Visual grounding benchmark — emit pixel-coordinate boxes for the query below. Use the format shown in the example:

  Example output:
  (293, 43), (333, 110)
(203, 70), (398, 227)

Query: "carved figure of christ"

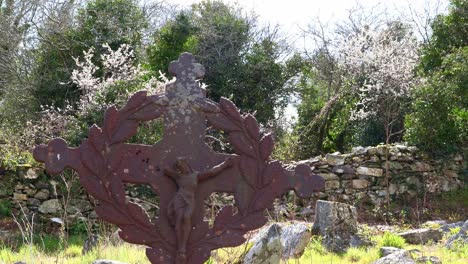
(163, 157), (234, 262)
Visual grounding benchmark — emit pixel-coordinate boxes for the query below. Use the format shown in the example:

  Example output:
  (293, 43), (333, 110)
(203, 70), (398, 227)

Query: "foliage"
(405, 49), (468, 153)
(147, 0), (301, 124)
(405, 0), (467, 154)
(378, 232), (406, 249)
(31, 0), (147, 109)
(0, 199), (12, 217)
(343, 23), (420, 145)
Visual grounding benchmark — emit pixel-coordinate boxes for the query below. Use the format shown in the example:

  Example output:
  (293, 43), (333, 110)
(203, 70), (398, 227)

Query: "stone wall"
(296, 144), (465, 206)
(0, 144), (465, 220)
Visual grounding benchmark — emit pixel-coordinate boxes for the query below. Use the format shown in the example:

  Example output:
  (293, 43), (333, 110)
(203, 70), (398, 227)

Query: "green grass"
(377, 232), (406, 249)
(0, 232), (467, 264)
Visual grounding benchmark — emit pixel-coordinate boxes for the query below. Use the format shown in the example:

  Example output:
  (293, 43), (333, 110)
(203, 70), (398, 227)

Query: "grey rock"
(324, 180), (340, 190)
(416, 256), (441, 264)
(26, 198), (41, 207)
(446, 220), (468, 249)
(244, 224), (282, 264)
(244, 222), (311, 263)
(380, 247), (405, 257)
(312, 200), (357, 253)
(352, 146), (367, 154)
(398, 228), (442, 244)
(83, 234), (99, 255)
(38, 199), (62, 215)
(351, 179), (370, 189)
(13, 193), (28, 201)
(281, 223), (312, 258)
(319, 173), (339, 181)
(357, 166), (383, 177)
(92, 260), (129, 264)
(332, 165), (355, 174)
(34, 189), (50, 200)
(372, 250), (415, 264)
(410, 162), (433, 172)
(25, 168), (39, 179)
(439, 221), (464, 233)
(325, 153), (345, 166)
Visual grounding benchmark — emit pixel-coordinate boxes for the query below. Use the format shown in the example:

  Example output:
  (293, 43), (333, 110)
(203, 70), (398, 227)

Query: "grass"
(377, 232), (406, 249)
(0, 229), (467, 264)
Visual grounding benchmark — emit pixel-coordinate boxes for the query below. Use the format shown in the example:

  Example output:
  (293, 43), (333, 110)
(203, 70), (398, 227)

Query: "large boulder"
(446, 220), (468, 249)
(372, 250), (415, 264)
(244, 222), (311, 264)
(398, 228), (442, 245)
(380, 247), (405, 257)
(312, 200), (358, 253)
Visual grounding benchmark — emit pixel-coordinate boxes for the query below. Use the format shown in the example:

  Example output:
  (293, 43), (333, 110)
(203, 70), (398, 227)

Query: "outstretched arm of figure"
(198, 157), (234, 182)
(164, 167), (179, 181)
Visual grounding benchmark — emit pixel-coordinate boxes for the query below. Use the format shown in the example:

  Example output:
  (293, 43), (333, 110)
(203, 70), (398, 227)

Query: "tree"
(31, 0), (147, 109)
(344, 23), (419, 207)
(405, 0), (468, 154)
(147, 0), (300, 124)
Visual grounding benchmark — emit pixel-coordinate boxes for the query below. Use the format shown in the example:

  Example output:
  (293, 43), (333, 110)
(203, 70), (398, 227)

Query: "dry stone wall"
(294, 144), (465, 206)
(0, 144), (465, 219)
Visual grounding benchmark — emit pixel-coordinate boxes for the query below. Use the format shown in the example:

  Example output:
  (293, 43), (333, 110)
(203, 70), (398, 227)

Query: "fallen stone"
(357, 167), (383, 177)
(26, 198), (41, 207)
(380, 247), (405, 257)
(446, 220), (468, 249)
(244, 224), (282, 264)
(371, 250), (415, 264)
(439, 221), (464, 233)
(416, 256), (441, 264)
(281, 223), (312, 258)
(244, 222), (312, 263)
(398, 228), (442, 244)
(312, 200), (357, 253)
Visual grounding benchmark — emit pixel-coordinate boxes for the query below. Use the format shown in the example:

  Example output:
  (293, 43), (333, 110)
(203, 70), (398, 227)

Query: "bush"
(0, 199), (12, 217)
(379, 232), (406, 249)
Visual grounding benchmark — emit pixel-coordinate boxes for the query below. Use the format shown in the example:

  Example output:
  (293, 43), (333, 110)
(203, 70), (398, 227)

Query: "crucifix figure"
(33, 52), (325, 264)
(163, 157), (234, 263)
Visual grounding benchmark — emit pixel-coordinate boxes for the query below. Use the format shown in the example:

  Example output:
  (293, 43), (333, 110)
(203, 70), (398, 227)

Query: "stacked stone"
(295, 144), (464, 206)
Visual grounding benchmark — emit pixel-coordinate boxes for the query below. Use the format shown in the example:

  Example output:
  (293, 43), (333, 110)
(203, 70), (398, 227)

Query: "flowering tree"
(29, 43), (168, 147)
(343, 23), (420, 144)
(342, 23), (420, 207)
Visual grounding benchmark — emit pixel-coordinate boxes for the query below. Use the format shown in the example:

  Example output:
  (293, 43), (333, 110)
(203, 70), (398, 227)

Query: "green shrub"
(379, 232), (406, 249)
(0, 199), (12, 217)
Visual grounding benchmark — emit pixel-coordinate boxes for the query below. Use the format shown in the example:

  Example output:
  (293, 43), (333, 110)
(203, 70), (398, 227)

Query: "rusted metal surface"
(33, 53), (324, 264)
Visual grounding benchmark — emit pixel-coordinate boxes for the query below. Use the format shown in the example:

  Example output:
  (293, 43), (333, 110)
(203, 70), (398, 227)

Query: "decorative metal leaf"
(244, 114), (261, 141)
(122, 91), (147, 112)
(259, 133), (274, 160)
(220, 97), (242, 123)
(206, 112), (239, 132)
(229, 132), (256, 157)
(129, 104), (165, 121)
(104, 106), (119, 139)
(110, 120), (138, 143)
(239, 155), (257, 187)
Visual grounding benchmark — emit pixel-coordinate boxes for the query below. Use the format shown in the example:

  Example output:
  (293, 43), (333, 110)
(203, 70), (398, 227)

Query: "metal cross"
(33, 53), (325, 264)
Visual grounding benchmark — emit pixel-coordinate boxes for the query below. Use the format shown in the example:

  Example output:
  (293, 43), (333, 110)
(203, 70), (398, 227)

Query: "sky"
(167, 0), (448, 121)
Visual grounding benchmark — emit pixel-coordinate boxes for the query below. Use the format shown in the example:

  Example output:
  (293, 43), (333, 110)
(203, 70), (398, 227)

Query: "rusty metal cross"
(33, 53), (324, 264)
